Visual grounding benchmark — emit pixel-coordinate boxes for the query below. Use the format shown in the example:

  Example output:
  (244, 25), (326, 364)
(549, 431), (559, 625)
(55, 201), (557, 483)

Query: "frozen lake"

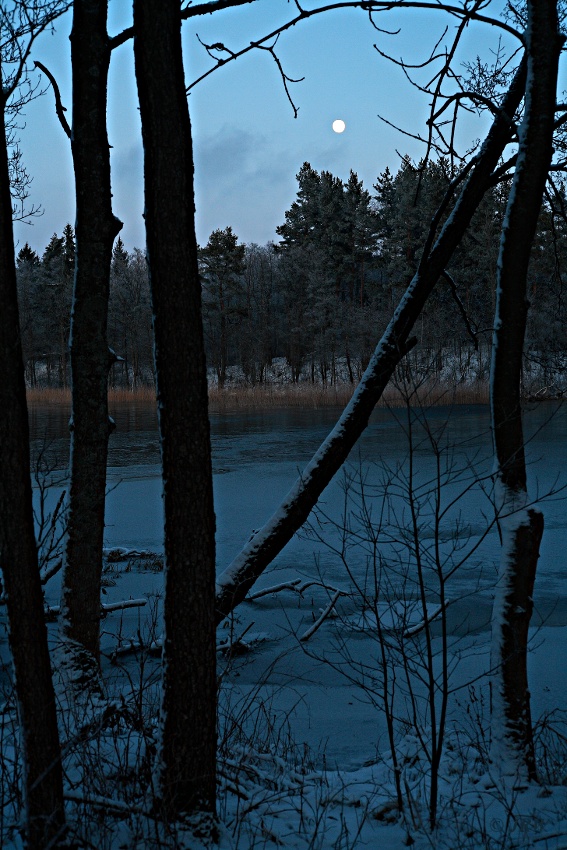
(30, 398), (567, 628)
(23, 398), (567, 769)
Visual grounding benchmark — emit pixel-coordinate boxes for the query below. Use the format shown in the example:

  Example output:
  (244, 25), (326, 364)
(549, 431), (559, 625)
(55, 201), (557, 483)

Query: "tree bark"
(0, 90), (66, 849)
(215, 57), (527, 622)
(134, 0), (217, 822)
(61, 0), (122, 664)
(489, 0), (562, 778)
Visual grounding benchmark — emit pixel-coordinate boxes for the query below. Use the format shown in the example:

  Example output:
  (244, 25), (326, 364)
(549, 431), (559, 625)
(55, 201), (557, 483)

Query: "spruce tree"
(62, 221), (75, 278)
(17, 242), (39, 265)
(42, 231), (64, 265)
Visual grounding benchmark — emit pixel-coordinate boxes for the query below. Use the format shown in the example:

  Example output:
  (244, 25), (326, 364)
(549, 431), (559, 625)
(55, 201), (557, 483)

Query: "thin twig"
(441, 269), (479, 349)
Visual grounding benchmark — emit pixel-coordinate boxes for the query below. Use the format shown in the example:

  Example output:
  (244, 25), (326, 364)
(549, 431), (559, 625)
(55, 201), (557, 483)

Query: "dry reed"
(206, 380), (489, 411)
(26, 380), (489, 412)
(26, 386), (156, 408)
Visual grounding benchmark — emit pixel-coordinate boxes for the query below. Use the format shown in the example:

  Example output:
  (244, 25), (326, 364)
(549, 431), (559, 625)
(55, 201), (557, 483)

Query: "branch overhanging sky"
(11, 0), (540, 253)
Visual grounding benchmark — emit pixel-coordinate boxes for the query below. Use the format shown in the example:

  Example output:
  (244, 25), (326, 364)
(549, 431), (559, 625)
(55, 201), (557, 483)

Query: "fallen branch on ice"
(45, 597), (148, 620)
(249, 578), (348, 601)
(300, 589), (344, 642)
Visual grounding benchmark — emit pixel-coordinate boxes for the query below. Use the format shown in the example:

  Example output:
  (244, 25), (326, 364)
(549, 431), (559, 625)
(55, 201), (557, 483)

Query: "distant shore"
(26, 381), (490, 412)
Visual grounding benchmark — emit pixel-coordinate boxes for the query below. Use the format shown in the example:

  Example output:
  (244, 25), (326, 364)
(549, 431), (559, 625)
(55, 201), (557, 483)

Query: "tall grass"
(26, 380), (490, 413)
(26, 386), (156, 408)
(27, 387), (71, 406)
(207, 383), (355, 411)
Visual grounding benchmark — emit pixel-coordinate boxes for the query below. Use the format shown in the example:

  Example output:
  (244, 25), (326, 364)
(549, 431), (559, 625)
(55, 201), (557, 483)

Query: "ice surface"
(12, 402), (567, 847)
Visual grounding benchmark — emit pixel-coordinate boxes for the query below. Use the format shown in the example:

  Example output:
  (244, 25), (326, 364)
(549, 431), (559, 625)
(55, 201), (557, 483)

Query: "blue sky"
(12, 0), (529, 254)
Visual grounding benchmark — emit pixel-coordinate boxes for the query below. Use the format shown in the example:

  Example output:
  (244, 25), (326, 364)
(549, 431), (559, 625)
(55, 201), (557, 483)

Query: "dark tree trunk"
(61, 0), (122, 664)
(134, 0), (217, 822)
(215, 56), (527, 622)
(219, 308), (227, 388)
(0, 95), (66, 849)
(489, 0), (562, 778)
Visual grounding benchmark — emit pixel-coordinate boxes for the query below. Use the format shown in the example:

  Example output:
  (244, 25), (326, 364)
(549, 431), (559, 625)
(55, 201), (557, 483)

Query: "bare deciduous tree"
(0, 6), (68, 845)
(59, 0), (123, 672)
(133, 0), (217, 826)
(489, 0), (563, 779)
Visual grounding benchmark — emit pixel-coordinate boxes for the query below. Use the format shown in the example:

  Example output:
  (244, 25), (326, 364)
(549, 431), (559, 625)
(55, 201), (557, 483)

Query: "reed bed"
(27, 387), (72, 407)
(26, 380), (490, 412)
(26, 385), (156, 408)
(207, 383), (354, 412)
(207, 381), (490, 411)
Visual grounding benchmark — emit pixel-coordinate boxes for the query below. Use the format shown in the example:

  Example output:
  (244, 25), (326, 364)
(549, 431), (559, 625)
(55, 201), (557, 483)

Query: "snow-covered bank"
(4, 554), (566, 849)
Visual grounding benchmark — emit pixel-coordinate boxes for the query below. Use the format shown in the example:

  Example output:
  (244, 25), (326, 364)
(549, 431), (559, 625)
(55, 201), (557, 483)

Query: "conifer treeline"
(17, 157), (567, 389)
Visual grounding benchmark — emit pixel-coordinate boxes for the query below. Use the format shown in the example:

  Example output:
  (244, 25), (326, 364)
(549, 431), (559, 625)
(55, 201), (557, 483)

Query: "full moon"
(332, 119), (346, 134)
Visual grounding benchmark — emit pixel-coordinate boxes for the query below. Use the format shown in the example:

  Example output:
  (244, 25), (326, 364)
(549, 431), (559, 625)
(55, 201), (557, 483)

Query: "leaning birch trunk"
(61, 0), (122, 667)
(489, 0), (562, 779)
(0, 87), (66, 848)
(215, 57), (528, 623)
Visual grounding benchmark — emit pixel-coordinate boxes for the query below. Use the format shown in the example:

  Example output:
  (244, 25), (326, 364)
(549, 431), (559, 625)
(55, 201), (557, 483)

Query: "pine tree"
(16, 244), (41, 385)
(40, 228), (73, 386)
(278, 163), (377, 298)
(343, 170), (378, 304)
(109, 242), (153, 388)
(240, 243), (278, 384)
(277, 162), (320, 248)
(276, 163), (379, 379)
(200, 226), (246, 387)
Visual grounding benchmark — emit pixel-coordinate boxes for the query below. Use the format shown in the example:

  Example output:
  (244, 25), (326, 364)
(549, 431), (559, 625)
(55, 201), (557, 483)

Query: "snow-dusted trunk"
(61, 0), (122, 664)
(134, 0), (217, 821)
(489, 0), (561, 779)
(215, 58), (527, 622)
(0, 91), (66, 848)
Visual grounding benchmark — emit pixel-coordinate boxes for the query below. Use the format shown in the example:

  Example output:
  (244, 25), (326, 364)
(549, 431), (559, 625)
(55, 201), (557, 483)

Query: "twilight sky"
(12, 0), (531, 255)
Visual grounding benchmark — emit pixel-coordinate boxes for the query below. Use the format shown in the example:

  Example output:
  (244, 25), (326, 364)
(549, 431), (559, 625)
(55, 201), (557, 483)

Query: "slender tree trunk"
(215, 57), (527, 622)
(489, 0), (562, 778)
(134, 0), (217, 822)
(0, 95), (66, 850)
(219, 307), (227, 388)
(61, 0), (122, 665)
(345, 337), (354, 384)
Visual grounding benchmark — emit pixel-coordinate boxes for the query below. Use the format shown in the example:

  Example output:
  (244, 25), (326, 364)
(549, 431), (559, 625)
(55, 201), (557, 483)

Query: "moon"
(332, 119), (346, 134)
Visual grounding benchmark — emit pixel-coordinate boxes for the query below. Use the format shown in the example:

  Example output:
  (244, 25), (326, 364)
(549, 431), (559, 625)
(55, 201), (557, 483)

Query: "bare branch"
(0, 2), (71, 102)
(487, 153), (517, 186)
(214, 51), (528, 624)
(110, 0), (259, 50)
(33, 60), (71, 138)
(418, 156), (477, 265)
(255, 34), (305, 118)
(429, 90), (503, 123)
(441, 268), (479, 348)
(546, 174), (567, 221)
(185, 1), (522, 95)
(422, 3), (481, 174)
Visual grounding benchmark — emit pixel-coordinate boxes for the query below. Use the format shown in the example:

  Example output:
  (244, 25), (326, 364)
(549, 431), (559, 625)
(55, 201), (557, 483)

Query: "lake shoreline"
(27, 380), (490, 412)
